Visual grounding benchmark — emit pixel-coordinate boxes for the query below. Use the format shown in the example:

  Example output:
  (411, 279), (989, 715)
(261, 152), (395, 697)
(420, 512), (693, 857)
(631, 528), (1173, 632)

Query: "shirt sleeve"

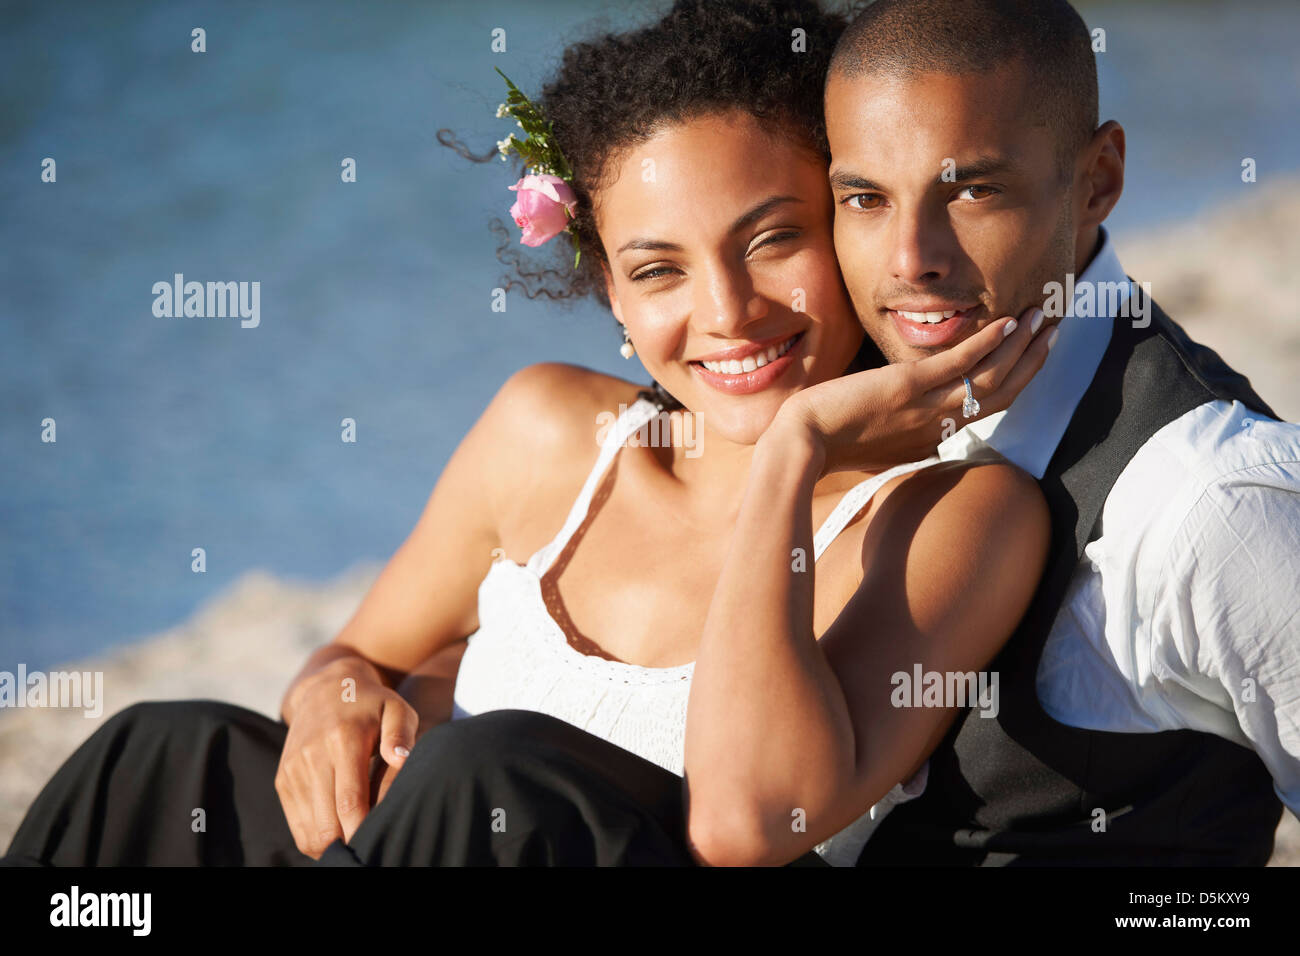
(1145, 414), (1300, 814)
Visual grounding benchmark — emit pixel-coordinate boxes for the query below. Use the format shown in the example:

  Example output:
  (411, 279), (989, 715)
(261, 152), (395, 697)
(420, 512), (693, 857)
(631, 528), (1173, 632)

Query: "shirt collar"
(936, 227), (1128, 478)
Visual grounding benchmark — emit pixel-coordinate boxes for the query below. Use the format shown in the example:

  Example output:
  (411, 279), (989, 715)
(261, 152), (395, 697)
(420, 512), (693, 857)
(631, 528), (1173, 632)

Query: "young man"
(825, 0), (1300, 864)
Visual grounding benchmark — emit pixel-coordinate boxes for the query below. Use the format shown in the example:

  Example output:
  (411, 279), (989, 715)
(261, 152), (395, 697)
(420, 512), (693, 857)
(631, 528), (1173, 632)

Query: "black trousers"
(2, 700), (829, 867)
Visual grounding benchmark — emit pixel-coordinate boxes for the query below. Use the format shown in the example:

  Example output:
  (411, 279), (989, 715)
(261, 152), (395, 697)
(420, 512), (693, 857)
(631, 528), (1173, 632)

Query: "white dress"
(452, 395), (940, 865)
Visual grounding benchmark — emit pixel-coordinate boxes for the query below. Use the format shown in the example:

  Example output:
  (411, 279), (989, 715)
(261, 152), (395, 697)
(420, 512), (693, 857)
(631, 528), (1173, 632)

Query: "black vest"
(858, 290), (1286, 866)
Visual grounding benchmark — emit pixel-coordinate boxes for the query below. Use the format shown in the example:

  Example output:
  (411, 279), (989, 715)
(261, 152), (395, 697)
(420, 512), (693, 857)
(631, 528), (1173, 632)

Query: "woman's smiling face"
(596, 110), (864, 445)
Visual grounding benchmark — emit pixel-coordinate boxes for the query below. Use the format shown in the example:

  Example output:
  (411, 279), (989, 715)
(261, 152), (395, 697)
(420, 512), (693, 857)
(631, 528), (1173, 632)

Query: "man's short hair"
(829, 0), (1099, 177)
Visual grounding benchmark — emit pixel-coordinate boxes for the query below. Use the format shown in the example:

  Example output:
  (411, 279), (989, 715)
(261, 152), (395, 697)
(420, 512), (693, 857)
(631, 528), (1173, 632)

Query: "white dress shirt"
(937, 228), (1300, 815)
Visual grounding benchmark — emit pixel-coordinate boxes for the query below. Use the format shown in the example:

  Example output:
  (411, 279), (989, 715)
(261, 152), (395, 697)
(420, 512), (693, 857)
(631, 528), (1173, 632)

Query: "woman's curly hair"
(442, 0), (853, 307)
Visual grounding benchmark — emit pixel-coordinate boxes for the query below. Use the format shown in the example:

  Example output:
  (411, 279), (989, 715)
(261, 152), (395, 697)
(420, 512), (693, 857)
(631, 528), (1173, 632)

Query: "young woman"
(4, 0), (1051, 868)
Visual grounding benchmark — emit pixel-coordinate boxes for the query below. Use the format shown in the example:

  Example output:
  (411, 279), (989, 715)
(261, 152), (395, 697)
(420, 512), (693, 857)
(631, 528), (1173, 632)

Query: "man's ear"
(601, 261), (625, 323)
(1076, 120), (1125, 231)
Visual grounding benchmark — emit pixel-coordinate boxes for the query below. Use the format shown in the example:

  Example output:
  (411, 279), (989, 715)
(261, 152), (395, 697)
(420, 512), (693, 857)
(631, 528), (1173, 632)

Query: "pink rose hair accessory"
(493, 68), (581, 267)
(507, 174), (577, 247)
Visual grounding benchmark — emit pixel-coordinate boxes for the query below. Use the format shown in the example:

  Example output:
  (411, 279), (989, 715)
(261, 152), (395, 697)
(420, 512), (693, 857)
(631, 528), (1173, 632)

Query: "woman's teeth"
(898, 309), (958, 324)
(698, 334), (798, 374)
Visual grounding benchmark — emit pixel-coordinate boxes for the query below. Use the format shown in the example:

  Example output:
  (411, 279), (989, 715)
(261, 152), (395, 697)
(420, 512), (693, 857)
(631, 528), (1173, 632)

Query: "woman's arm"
(682, 312), (1054, 866)
(275, 362), (592, 856)
(279, 361), (601, 720)
(683, 412), (1049, 866)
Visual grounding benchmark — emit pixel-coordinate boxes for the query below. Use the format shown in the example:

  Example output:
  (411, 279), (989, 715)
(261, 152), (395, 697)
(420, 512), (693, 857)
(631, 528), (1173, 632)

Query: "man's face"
(825, 63), (1076, 364)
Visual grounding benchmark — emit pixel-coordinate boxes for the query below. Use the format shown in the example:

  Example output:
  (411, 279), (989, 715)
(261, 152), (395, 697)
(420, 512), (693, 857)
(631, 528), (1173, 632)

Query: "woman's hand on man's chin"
(770, 306), (1053, 476)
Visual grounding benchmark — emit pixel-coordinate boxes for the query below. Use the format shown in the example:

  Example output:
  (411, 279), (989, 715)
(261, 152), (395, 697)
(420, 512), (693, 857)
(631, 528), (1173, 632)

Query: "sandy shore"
(0, 563), (384, 853)
(1117, 179), (1300, 425)
(3, 181), (1297, 863)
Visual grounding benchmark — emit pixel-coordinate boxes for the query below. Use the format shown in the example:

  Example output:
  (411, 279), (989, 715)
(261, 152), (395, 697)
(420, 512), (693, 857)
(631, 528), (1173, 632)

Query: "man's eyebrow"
(829, 170), (883, 192)
(946, 156), (1021, 182)
(829, 157), (1022, 193)
(615, 195), (803, 256)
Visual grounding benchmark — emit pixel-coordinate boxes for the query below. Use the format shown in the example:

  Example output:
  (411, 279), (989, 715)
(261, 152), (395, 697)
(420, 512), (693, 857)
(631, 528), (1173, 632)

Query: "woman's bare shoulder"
(475, 362), (647, 499)
(484, 362), (645, 446)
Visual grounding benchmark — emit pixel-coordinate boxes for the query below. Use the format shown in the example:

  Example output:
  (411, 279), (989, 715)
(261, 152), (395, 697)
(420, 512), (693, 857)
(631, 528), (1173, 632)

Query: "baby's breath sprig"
(494, 67), (574, 181)
(493, 68), (581, 268)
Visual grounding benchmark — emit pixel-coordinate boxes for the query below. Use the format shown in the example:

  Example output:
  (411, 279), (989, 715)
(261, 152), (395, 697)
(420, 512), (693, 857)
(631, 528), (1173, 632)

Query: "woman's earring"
(620, 326), (635, 359)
